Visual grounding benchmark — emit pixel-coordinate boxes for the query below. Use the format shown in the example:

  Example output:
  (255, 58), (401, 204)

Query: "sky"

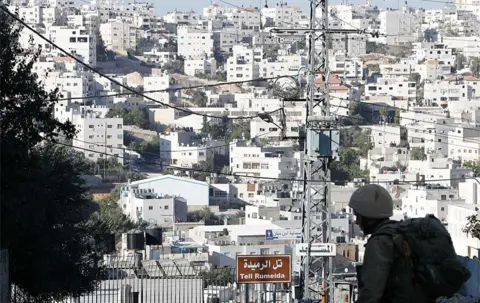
(156, 0), (445, 15)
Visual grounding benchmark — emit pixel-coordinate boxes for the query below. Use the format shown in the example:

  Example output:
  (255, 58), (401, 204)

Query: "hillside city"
(1, 0), (480, 302)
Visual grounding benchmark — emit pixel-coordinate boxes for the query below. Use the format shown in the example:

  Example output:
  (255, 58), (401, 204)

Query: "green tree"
(410, 147), (427, 160)
(1, 11), (103, 301)
(106, 107), (150, 128)
(408, 72), (421, 83)
(463, 215), (480, 240)
(162, 59), (184, 74)
(455, 53), (465, 70)
(469, 57), (480, 76)
(192, 90), (208, 107)
(394, 109), (401, 124)
(463, 160), (480, 173)
(87, 186), (135, 236)
(187, 206), (223, 225)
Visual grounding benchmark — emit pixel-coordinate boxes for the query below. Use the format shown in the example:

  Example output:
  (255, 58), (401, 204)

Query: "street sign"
(295, 243), (336, 257)
(265, 229), (302, 240)
(236, 254), (291, 284)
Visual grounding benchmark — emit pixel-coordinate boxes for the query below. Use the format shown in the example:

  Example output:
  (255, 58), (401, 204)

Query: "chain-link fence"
(56, 255), (292, 303)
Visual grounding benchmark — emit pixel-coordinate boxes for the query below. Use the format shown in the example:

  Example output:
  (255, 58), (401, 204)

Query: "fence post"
(119, 284), (132, 303)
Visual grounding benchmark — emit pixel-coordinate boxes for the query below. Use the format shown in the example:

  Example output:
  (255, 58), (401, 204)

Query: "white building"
(371, 8), (421, 45)
(49, 26), (97, 67)
(229, 141), (298, 180)
(126, 175), (211, 210)
(119, 187), (188, 225)
(72, 113), (124, 164)
(159, 131), (225, 169)
(99, 18), (137, 53)
(226, 45), (262, 82)
(449, 178), (480, 258)
(184, 58), (217, 78)
(177, 26), (214, 59)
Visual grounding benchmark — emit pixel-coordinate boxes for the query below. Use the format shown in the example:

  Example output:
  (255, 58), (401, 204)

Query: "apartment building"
(163, 11), (200, 25)
(226, 45), (262, 82)
(72, 113), (124, 164)
(143, 74), (175, 104)
(370, 124), (402, 148)
(44, 71), (93, 102)
(184, 58), (217, 77)
(49, 26), (97, 66)
(262, 3), (307, 27)
(99, 18), (137, 53)
(371, 7), (421, 45)
(159, 130), (225, 169)
(402, 186), (464, 222)
(224, 7), (261, 34)
(229, 141), (298, 180)
(10, 5), (62, 26)
(448, 125), (480, 162)
(449, 178), (480, 258)
(365, 78), (417, 103)
(119, 187), (188, 225)
(177, 26), (214, 59)
(67, 11), (100, 32)
(412, 42), (456, 66)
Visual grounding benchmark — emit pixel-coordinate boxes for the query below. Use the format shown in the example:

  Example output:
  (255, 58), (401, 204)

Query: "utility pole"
(104, 121), (107, 181)
(301, 0), (335, 301)
(272, 8), (376, 303)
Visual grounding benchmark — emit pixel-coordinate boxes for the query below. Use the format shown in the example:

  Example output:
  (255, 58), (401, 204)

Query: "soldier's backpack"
(373, 214), (471, 299)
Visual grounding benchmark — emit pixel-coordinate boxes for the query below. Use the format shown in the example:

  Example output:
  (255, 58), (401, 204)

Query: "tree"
(463, 160), (480, 173)
(463, 215), (480, 240)
(106, 107), (150, 129)
(87, 186), (135, 237)
(455, 53), (465, 70)
(187, 207), (223, 225)
(192, 90), (208, 107)
(1, 10), (107, 301)
(394, 109), (401, 124)
(469, 57), (480, 76)
(410, 147), (427, 160)
(408, 72), (421, 83)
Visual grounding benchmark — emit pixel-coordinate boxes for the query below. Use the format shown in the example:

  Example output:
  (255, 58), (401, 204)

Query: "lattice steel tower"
(300, 0), (335, 301)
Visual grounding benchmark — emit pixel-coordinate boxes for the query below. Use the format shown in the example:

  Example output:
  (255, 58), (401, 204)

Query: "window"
(117, 124), (122, 129)
(88, 125), (94, 128)
(164, 205), (169, 210)
(117, 134), (123, 139)
(252, 212), (258, 218)
(107, 124), (113, 128)
(148, 206), (153, 210)
(248, 193), (254, 198)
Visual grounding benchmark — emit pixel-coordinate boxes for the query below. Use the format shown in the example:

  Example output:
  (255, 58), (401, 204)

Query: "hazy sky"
(156, 0), (445, 15)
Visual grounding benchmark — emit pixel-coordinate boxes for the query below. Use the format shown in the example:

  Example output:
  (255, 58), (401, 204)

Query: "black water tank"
(145, 225), (162, 246)
(127, 230), (145, 250)
(96, 234), (115, 253)
(207, 295), (220, 303)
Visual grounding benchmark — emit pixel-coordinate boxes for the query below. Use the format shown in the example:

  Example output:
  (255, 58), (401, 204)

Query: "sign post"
(265, 229), (302, 240)
(236, 254), (292, 284)
(295, 243), (336, 257)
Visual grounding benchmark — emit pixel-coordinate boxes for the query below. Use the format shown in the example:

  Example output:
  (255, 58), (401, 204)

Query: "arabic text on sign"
(243, 259), (284, 271)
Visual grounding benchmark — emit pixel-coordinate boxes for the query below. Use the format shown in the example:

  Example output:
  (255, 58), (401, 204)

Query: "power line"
(0, 6), (287, 121)
(61, 130), (276, 153)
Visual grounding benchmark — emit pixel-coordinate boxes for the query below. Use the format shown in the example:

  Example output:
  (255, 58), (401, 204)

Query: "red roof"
(314, 74), (342, 85)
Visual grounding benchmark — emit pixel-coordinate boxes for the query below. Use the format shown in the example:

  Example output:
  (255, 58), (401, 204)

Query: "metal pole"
(104, 121), (107, 180)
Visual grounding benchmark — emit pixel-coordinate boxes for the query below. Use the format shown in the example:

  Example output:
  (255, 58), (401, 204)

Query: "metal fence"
(58, 256), (292, 303)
